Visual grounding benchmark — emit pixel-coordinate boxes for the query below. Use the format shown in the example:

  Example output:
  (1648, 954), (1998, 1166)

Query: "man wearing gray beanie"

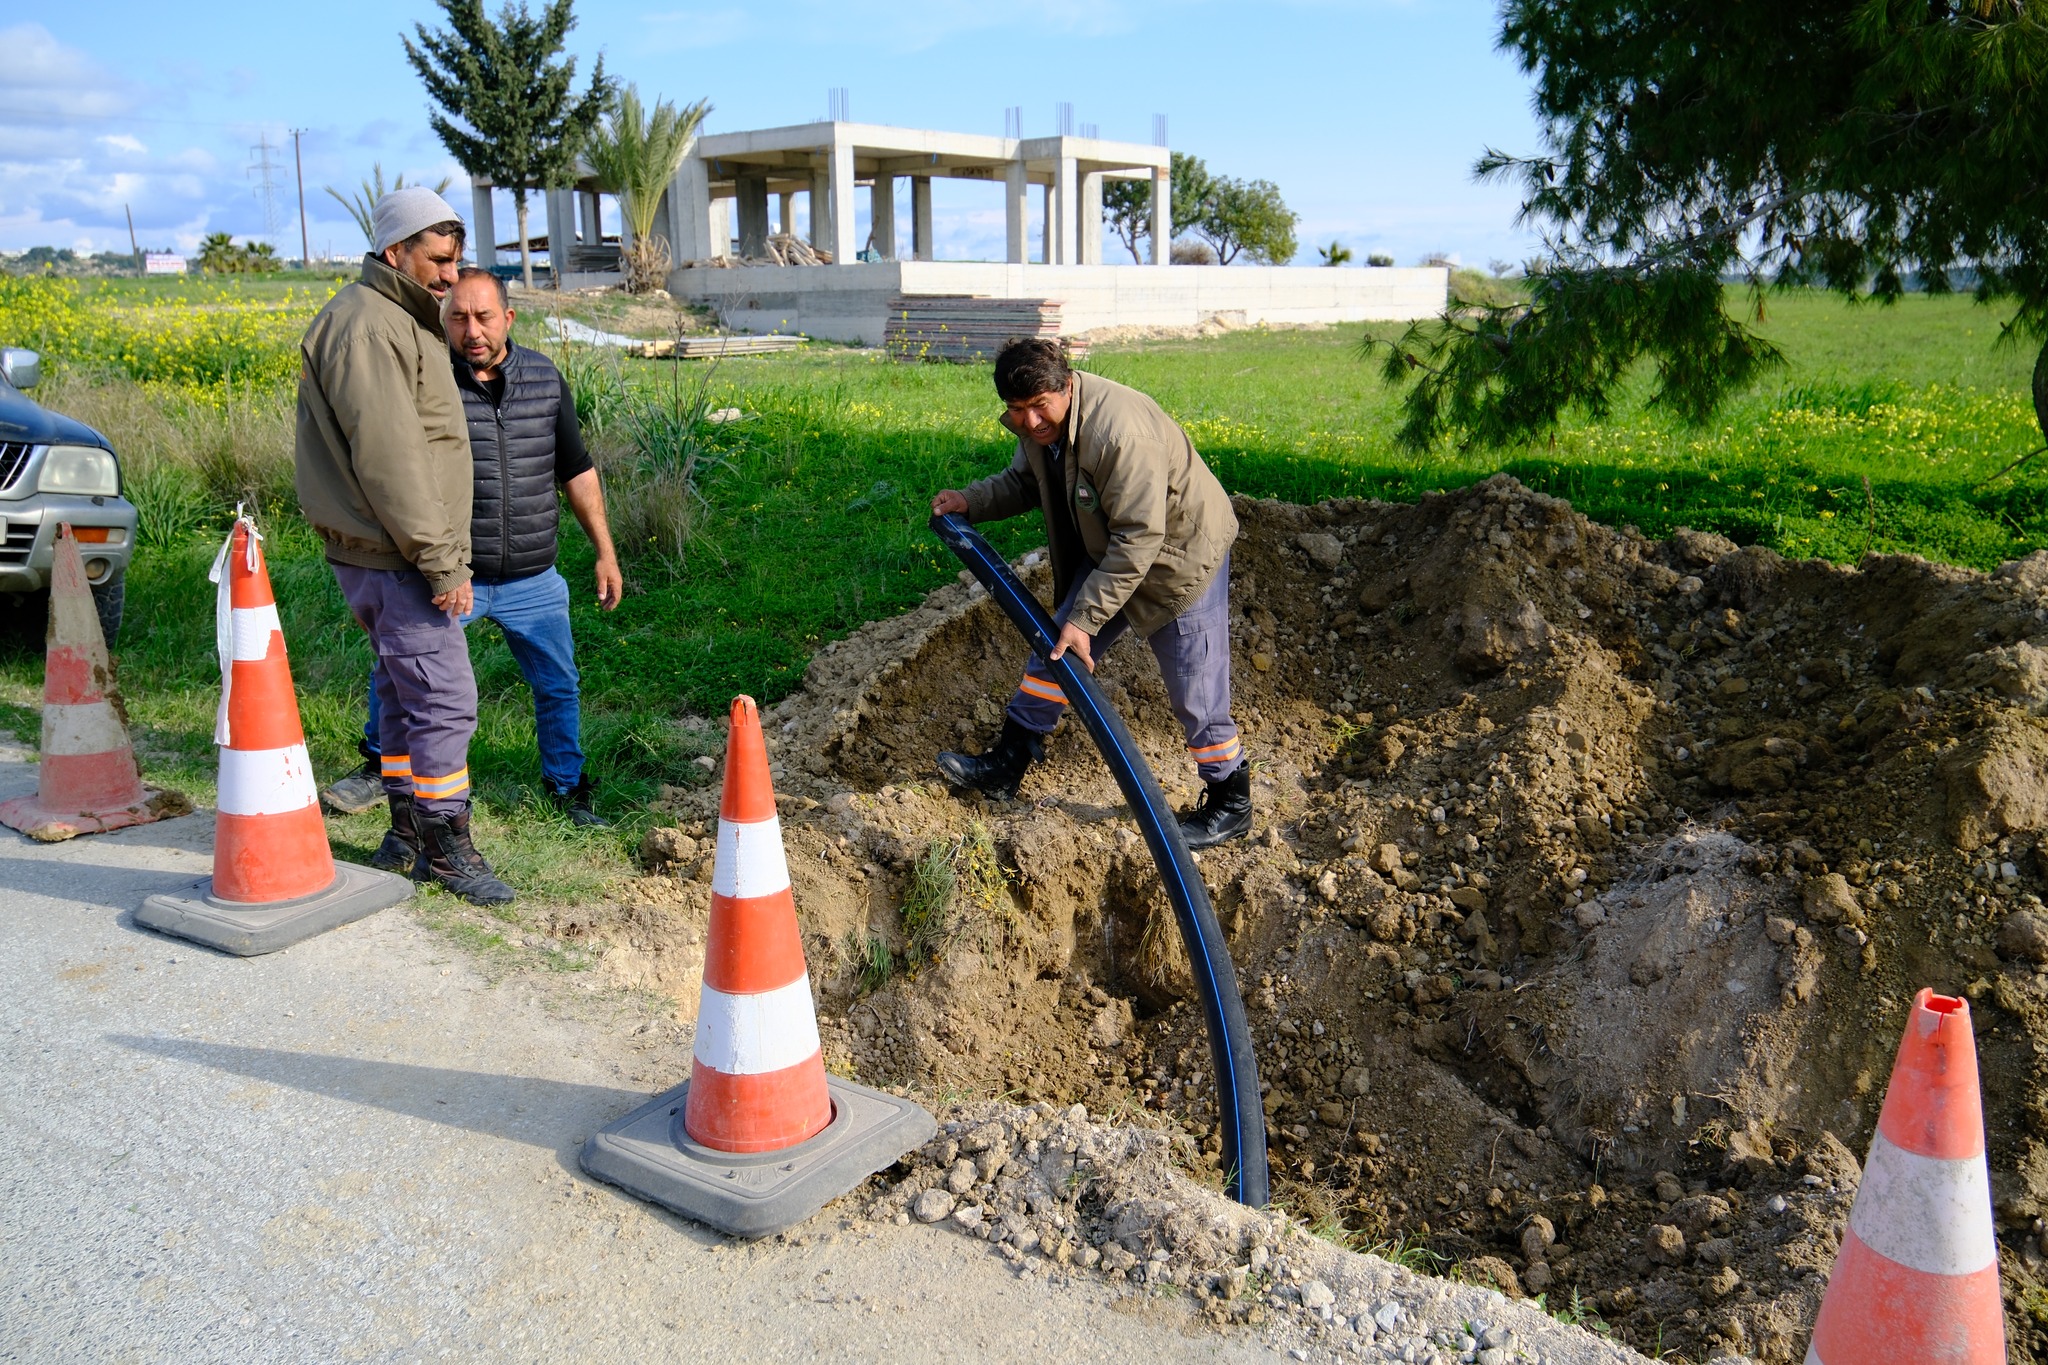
(295, 186), (515, 906)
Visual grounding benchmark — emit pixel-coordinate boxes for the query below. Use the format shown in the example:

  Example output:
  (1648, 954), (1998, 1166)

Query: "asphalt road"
(0, 751), (1281, 1365)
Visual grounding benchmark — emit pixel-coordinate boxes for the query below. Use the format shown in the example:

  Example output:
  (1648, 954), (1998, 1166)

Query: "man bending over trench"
(929, 337), (1254, 849)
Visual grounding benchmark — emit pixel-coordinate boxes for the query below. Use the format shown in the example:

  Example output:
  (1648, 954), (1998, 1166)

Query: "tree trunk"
(2035, 335), (2048, 450)
(516, 193), (534, 293)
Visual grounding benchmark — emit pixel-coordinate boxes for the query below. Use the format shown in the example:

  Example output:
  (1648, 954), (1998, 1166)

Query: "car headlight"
(38, 445), (120, 497)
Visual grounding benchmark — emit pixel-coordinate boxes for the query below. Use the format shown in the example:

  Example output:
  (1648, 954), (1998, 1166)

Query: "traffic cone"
(684, 694), (834, 1152)
(0, 525), (170, 841)
(1806, 987), (2004, 1364)
(136, 514), (411, 956)
(582, 696), (935, 1236)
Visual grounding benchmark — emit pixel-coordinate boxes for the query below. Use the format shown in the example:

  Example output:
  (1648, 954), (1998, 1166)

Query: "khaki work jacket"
(961, 371), (1238, 639)
(294, 253), (473, 594)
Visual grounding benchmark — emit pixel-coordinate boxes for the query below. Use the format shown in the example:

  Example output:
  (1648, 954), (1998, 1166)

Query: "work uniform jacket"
(455, 343), (591, 583)
(961, 370), (1237, 639)
(294, 253), (472, 595)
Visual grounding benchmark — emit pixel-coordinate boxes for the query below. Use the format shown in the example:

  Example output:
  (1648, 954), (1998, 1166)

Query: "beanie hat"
(372, 185), (464, 254)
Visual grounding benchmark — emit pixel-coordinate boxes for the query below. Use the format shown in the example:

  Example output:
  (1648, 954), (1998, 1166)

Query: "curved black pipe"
(929, 513), (1269, 1207)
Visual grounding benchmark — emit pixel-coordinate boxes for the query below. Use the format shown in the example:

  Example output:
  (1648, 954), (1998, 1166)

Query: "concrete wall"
(667, 262), (1449, 345)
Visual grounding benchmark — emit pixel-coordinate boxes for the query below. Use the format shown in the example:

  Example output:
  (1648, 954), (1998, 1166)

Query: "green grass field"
(1, 274), (2041, 906)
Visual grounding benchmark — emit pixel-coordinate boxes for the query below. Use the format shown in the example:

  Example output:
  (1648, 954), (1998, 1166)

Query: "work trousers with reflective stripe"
(330, 563), (478, 816)
(1005, 553), (1244, 781)
(362, 567), (585, 794)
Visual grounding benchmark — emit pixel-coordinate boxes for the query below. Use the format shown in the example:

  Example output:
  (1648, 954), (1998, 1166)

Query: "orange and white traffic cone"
(684, 695), (834, 1152)
(0, 525), (170, 841)
(582, 696), (934, 1236)
(137, 514), (411, 956)
(1806, 987), (2004, 1364)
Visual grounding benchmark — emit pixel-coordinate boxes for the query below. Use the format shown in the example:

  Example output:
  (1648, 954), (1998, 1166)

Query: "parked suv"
(0, 348), (138, 642)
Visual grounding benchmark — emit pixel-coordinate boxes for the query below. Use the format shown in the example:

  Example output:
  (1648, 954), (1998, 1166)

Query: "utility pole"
(124, 204), (141, 275)
(290, 129), (311, 269)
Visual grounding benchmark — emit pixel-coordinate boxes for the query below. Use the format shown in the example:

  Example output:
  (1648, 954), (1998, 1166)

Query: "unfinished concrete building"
(470, 118), (1447, 345)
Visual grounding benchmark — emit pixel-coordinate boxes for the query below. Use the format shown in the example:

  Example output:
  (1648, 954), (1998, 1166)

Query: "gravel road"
(0, 753), (1284, 1365)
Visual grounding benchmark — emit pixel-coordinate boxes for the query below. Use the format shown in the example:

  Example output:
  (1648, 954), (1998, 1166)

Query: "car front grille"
(0, 520), (36, 566)
(0, 442), (33, 493)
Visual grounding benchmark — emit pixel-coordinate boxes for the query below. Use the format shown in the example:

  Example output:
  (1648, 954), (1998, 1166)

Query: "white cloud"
(0, 25), (265, 252)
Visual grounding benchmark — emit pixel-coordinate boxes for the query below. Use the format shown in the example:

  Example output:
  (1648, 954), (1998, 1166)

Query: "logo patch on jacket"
(1074, 480), (1100, 514)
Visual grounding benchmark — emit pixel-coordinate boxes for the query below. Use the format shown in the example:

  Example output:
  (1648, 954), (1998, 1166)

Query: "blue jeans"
(364, 568), (585, 795)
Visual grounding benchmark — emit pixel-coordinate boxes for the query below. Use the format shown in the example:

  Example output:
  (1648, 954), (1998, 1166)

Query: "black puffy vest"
(460, 343), (562, 582)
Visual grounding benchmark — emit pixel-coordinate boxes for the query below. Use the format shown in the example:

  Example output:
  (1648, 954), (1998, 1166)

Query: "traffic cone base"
(1806, 988), (2005, 1364)
(135, 860), (413, 957)
(582, 1072), (935, 1239)
(135, 517), (410, 955)
(581, 695), (934, 1236)
(0, 526), (169, 842)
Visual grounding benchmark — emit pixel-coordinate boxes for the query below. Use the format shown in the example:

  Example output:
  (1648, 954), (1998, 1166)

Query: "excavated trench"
(568, 475), (2048, 1363)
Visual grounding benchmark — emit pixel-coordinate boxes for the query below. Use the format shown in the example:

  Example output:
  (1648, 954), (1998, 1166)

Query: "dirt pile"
(571, 474), (2048, 1363)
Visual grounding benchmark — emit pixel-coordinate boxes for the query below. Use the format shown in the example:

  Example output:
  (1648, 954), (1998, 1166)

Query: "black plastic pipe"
(930, 513), (1269, 1207)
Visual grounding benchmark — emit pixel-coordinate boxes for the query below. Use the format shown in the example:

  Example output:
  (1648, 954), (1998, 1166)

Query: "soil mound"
(576, 474), (2048, 1363)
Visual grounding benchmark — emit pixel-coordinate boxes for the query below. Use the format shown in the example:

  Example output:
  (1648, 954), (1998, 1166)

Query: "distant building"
(467, 117), (1448, 344)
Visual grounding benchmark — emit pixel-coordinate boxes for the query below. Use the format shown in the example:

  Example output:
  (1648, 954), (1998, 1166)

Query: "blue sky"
(2, 0), (1544, 267)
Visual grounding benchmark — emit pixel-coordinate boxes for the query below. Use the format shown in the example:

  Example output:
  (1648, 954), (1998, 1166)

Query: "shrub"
(593, 355), (735, 583)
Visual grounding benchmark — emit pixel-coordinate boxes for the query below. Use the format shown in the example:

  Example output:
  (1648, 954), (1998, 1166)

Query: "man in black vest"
(321, 268), (622, 841)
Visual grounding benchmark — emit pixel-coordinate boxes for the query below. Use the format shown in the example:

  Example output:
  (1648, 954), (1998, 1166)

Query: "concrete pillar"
(1151, 165), (1170, 265)
(579, 191), (601, 250)
(545, 189), (574, 281)
(778, 192), (795, 238)
(667, 157), (712, 264)
(1079, 170), (1103, 265)
(870, 176), (895, 259)
(1041, 184), (1054, 264)
(736, 174), (770, 257)
(710, 199), (732, 259)
(469, 181), (496, 268)
(809, 171), (831, 251)
(829, 135), (857, 264)
(911, 176), (933, 261)
(1004, 160), (1028, 265)
(1054, 155), (1077, 265)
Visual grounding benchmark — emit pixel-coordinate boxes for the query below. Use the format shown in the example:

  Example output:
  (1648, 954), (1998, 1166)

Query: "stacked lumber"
(883, 296), (1085, 364)
(630, 334), (807, 359)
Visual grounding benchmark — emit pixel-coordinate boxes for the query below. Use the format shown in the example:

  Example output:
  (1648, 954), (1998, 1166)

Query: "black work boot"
(549, 775), (609, 828)
(369, 792), (423, 875)
(936, 718), (1044, 801)
(413, 806), (517, 905)
(1179, 764), (1253, 849)
(320, 738), (387, 815)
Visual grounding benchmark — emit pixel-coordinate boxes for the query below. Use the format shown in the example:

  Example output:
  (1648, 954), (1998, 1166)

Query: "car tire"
(91, 569), (125, 645)
(3, 587), (50, 649)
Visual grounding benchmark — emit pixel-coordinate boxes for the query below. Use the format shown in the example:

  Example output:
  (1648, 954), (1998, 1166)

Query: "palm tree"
(196, 232), (243, 274)
(1316, 240), (1354, 268)
(582, 86), (711, 292)
(324, 164), (456, 251)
